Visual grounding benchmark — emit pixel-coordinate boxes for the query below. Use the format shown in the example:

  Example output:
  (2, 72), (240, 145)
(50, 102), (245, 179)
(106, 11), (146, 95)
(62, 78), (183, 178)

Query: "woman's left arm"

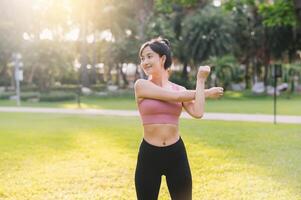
(182, 87), (224, 118)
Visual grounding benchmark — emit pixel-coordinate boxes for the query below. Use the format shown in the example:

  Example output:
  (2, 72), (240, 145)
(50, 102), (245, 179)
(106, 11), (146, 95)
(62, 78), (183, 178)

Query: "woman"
(134, 37), (223, 200)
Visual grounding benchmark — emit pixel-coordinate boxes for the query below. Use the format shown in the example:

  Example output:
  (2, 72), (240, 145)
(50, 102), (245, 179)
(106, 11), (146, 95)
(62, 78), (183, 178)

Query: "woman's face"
(140, 46), (165, 76)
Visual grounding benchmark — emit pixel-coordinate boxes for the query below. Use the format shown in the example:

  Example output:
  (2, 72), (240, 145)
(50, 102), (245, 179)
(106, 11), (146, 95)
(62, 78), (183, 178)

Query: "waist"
(141, 136), (184, 152)
(143, 124), (179, 147)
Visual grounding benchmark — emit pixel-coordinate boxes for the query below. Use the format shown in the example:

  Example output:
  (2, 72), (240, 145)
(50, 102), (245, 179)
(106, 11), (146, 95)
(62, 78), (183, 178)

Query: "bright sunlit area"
(1, 0), (301, 199)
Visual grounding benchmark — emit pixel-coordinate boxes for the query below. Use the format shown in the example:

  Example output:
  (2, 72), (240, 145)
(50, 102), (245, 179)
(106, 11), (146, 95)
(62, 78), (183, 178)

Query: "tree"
(0, 0), (32, 87)
(259, 0), (300, 62)
(153, 0), (209, 82)
(180, 5), (234, 74)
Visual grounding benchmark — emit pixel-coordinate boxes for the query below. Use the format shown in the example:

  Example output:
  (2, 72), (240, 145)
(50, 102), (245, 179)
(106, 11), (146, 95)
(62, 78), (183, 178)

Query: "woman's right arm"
(134, 79), (196, 102)
(182, 66), (210, 118)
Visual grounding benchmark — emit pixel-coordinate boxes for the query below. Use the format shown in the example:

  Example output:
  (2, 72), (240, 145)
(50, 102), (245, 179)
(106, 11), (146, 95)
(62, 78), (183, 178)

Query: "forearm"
(177, 90), (196, 102)
(176, 88), (210, 102)
(204, 89), (210, 98)
(177, 89), (209, 101)
(171, 85), (210, 102)
(187, 89), (209, 98)
(193, 79), (206, 118)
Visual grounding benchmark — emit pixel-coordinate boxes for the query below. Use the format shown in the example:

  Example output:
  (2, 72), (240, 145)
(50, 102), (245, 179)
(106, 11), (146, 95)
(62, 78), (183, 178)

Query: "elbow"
(193, 113), (204, 119)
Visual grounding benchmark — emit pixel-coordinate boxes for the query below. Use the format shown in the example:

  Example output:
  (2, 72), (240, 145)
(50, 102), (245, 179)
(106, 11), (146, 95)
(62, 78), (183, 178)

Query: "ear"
(161, 55), (166, 65)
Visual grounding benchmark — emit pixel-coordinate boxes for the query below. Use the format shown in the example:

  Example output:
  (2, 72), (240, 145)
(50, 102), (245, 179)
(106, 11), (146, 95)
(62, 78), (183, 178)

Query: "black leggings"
(135, 137), (192, 200)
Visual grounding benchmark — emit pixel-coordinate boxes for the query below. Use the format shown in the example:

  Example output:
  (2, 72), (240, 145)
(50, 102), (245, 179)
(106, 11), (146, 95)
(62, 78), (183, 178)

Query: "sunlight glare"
(65, 28), (80, 41)
(213, 0), (221, 7)
(23, 32), (33, 40)
(40, 29), (53, 40)
(100, 30), (115, 42)
(87, 34), (95, 44)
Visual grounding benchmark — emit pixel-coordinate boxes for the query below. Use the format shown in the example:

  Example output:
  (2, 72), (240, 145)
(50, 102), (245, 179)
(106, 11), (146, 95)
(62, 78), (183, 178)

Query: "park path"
(0, 106), (301, 124)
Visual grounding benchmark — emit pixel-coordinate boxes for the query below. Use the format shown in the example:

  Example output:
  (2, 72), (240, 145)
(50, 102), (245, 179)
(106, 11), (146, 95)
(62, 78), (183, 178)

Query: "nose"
(141, 59), (148, 67)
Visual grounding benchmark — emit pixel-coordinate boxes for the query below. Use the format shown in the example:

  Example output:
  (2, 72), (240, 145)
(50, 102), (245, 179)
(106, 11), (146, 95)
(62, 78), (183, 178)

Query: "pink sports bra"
(137, 83), (182, 125)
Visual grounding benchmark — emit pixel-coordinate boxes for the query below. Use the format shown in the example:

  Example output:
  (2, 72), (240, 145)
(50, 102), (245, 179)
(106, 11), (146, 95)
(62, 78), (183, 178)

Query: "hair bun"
(161, 39), (171, 48)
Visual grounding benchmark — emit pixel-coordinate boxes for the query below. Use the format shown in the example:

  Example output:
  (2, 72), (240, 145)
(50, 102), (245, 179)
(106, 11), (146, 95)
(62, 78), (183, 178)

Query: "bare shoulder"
(134, 79), (147, 102)
(134, 79), (148, 90)
(169, 81), (186, 91)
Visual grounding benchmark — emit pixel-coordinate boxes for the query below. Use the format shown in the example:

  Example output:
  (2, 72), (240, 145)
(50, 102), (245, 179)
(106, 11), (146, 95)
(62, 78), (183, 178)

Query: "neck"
(148, 69), (169, 87)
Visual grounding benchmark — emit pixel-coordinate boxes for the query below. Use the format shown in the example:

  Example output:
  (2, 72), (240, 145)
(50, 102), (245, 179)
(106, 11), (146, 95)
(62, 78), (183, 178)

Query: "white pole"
(14, 53), (21, 106)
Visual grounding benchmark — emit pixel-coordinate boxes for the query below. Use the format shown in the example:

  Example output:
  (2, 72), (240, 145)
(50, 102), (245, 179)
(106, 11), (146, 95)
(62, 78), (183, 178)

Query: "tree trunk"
(245, 62), (250, 89)
(79, 2), (89, 87)
(27, 65), (36, 84)
(263, 27), (270, 89)
(106, 64), (112, 84)
(91, 32), (98, 85)
(119, 64), (129, 88)
(136, 0), (154, 41)
(294, 0), (301, 23)
(181, 62), (188, 81)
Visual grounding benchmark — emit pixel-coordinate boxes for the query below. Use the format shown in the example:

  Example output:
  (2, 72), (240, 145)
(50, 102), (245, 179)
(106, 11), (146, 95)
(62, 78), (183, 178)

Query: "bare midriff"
(143, 124), (180, 147)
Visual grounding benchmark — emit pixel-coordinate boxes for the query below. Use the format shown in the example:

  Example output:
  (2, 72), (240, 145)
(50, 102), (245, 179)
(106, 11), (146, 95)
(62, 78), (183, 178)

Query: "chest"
(138, 99), (182, 115)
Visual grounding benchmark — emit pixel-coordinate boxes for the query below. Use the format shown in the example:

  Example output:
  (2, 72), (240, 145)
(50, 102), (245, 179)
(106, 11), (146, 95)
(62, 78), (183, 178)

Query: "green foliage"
(205, 55), (243, 89)
(0, 91), (39, 101)
(20, 92), (40, 101)
(93, 89), (135, 99)
(50, 85), (80, 93)
(169, 71), (196, 89)
(259, 0), (297, 27)
(0, 92), (15, 100)
(40, 91), (76, 102)
(20, 84), (39, 92)
(266, 26), (295, 58)
(0, 77), (10, 86)
(155, 0), (174, 13)
(89, 84), (106, 92)
(223, 0), (255, 61)
(145, 14), (177, 42)
(0, 0), (300, 92)
(283, 63), (301, 93)
(181, 5), (234, 65)
(22, 40), (76, 91)
(155, 0), (201, 13)
(104, 37), (140, 65)
(224, 0), (256, 10)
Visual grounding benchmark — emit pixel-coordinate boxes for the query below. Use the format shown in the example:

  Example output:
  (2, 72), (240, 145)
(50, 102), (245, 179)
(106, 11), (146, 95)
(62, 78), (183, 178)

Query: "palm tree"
(180, 5), (234, 75)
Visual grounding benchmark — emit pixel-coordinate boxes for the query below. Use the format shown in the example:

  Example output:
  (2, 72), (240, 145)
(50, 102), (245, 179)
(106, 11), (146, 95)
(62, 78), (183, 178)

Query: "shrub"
(20, 85), (39, 92)
(40, 92), (76, 102)
(93, 89), (135, 99)
(50, 85), (80, 93)
(90, 84), (106, 92)
(0, 92), (15, 99)
(169, 71), (196, 89)
(20, 92), (40, 101)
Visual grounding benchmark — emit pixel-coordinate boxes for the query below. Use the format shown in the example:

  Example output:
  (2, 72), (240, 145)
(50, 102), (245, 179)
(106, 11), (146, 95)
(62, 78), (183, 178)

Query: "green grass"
(1, 91), (301, 115)
(0, 96), (136, 110)
(0, 113), (300, 199)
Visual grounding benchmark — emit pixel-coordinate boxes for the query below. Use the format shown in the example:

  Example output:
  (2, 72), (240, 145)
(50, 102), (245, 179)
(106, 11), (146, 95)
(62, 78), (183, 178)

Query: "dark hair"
(139, 37), (172, 70)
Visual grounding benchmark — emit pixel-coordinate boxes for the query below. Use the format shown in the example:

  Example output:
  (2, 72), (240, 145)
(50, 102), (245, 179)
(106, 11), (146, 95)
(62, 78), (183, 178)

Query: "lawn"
(0, 91), (301, 115)
(0, 112), (300, 199)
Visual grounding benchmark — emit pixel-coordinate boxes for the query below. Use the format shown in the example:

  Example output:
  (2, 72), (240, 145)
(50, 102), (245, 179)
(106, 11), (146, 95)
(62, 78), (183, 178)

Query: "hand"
(197, 66), (211, 80)
(207, 87), (224, 99)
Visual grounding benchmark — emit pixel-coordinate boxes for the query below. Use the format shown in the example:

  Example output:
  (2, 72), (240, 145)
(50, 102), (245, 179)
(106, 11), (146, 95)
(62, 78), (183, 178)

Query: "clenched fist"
(197, 65), (211, 80)
(207, 87), (224, 99)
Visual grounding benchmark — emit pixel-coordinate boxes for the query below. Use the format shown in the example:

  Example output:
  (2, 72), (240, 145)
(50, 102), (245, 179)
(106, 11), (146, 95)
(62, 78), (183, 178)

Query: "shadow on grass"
(1, 113), (300, 198)
(181, 119), (301, 197)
